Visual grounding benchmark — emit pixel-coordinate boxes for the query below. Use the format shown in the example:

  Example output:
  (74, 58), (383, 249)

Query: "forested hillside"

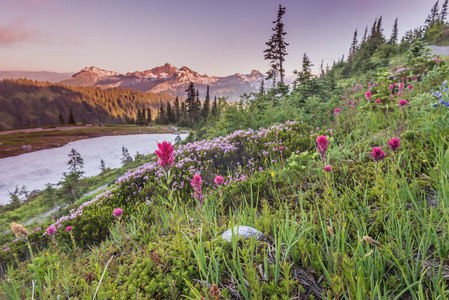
(0, 79), (177, 130)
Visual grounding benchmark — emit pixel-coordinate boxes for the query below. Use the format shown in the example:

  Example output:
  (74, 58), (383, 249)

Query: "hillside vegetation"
(0, 79), (176, 130)
(1, 43), (449, 299)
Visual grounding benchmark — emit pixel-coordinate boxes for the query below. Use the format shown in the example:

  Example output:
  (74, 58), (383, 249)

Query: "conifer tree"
(441, 0), (448, 22)
(185, 82), (197, 123)
(174, 96), (180, 123)
(259, 78), (265, 94)
(362, 26), (368, 43)
(201, 86), (210, 121)
(181, 102), (186, 120)
(68, 108), (76, 125)
(390, 18), (399, 44)
(426, 1), (440, 27)
(166, 102), (175, 123)
(147, 108), (152, 124)
(264, 5), (289, 85)
(211, 96), (217, 119)
(157, 103), (166, 124)
(294, 53), (314, 84)
(58, 112), (65, 125)
(349, 29), (358, 60)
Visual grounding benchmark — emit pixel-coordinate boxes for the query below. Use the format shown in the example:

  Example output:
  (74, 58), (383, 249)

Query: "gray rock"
(221, 226), (264, 242)
(21, 144), (32, 152)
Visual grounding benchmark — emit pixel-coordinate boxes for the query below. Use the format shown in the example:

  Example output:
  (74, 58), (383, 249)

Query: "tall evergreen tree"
(174, 96), (180, 122)
(426, 1), (440, 26)
(68, 108), (76, 125)
(185, 82), (197, 123)
(58, 112), (65, 125)
(441, 0), (448, 22)
(181, 102), (186, 120)
(362, 26), (368, 43)
(157, 103), (166, 124)
(147, 108), (152, 124)
(201, 86), (210, 121)
(349, 29), (358, 60)
(211, 96), (218, 119)
(259, 78), (265, 94)
(264, 5), (289, 85)
(390, 18), (399, 44)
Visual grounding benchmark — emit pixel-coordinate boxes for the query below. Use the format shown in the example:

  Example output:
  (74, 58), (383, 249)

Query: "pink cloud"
(0, 20), (39, 46)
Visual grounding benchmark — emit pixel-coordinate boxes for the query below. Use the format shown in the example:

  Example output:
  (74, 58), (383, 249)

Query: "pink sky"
(0, 0), (434, 76)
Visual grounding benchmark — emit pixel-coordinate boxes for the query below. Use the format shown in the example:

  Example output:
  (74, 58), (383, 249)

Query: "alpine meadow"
(2, 1), (449, 299)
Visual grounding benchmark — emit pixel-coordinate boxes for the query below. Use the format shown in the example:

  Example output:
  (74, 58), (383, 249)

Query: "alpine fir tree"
(211, 96), (218, 119)
(174, 96), (180, 123)
(68, 108), (76, 125)
(58, 112), (65, 125)
(294, 53), (314, 84)
(349, 29), (358, 60)
(264, 5), (289, 85)
(185, 82), (197, 123)
(201, 85), (210, 121)
(441, 0), (448, 22)
(389, 18), (399, 44)
(147, 108), (152, 124)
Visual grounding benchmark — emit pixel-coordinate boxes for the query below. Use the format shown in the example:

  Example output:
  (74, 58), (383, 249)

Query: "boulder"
(221, 226), (264, 242)
(21, 144), (32, 152)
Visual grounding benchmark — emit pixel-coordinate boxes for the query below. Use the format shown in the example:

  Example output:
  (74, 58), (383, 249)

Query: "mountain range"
(59, 63), (265, 101)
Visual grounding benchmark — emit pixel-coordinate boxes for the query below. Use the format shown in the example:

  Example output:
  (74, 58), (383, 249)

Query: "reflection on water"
(0, 134), (186, 205)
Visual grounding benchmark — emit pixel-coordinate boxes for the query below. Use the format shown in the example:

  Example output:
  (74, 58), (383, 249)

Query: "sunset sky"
(0, 0), (433, 76)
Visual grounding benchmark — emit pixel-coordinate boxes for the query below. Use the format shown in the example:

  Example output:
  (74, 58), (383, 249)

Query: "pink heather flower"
(365, 91), (372, 99)
(214, 175), (224, 185)
(46, 225), (56, 237)
(371, 147), (385, 162)
(155, 141), (174, 171)
(324, 165), (332, 173)
(316, 135), (329, 161)
(408, 84), (413, 90)
(112, 208), (123, 217)
(375, 99), (381, 103)
(389, 84), (394, 89)
(388, 138), (400, 152)
(398, 99), (408, 107)
(323, 119), (326, 123)
(66, 226), (72, 232)
(279, 146), (284, 151)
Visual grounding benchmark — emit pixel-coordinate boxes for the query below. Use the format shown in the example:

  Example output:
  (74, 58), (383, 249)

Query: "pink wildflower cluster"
(388, 138), (400, 152)
(112, 208), (123, 217)
(371, 147), (385, 162)
(316, 135), (329, 161)
(155, 141), (174, 172)
(398, 99), (408, 107)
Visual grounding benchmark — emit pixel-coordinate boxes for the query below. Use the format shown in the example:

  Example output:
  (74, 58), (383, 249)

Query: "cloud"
(0, 20), (39, 46)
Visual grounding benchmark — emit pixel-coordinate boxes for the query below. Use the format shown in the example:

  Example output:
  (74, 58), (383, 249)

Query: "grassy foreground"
(1, 58), (449, 299)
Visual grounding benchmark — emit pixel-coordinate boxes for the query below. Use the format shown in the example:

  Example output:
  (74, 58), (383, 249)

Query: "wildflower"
(388, 138), (400, 152)
(46, 225), (56, 237)
(11, 222), (27, 238)
(112, 208), (123, 217)
(316, 135), (329, 161)
(313, 115), (316, 118)
(398, 99), (408, 107)
(66, 226), (72, 232)
(279, 146), (284, 152)
(271, 172), (274, 178)
(323, 119), (326, 123)
(375, 99), (381, 103)
(155, 141), (174, 171)
(371, 147), (385, 162)
(191, 174), (204, 203)
(408, 84), (413, 90)
(214, 175), (224, 185)
(324, 165), (332, 172)
(334, 108), (341, 115)
(365, 91), (372, 100)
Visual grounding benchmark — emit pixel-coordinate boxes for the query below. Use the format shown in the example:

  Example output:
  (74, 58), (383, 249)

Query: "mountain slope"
(0, 71), (73, 83)
(61, 63), (265, 101)
(0, 79), (176, 130)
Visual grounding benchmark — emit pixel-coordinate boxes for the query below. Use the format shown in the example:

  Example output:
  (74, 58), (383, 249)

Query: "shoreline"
(0, 125), (188, 159)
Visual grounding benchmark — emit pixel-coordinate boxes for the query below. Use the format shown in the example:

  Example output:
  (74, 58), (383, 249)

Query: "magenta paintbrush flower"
(191, 174), (204, 203)
(375, 99), (381, 103)
(316, 135), (329, 161)
(324, 165), (332, 173)
(365, 91), (372, 99)
(66, 226), (72, 232)
(112, 208), (123, 217)
(334, 108), (341, 115)
(46, 225), (56, 237)
(408, 84), (413, 90)
(155, 141), (174, 171)
(388, 138), (400, 152)
(398, 99), (408, 107)
(371, 147), (385, 162)
(214, 175), (224, 185)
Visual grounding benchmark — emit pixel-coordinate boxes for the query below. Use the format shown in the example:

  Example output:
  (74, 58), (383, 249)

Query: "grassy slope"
(1, 59), (449, 299)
